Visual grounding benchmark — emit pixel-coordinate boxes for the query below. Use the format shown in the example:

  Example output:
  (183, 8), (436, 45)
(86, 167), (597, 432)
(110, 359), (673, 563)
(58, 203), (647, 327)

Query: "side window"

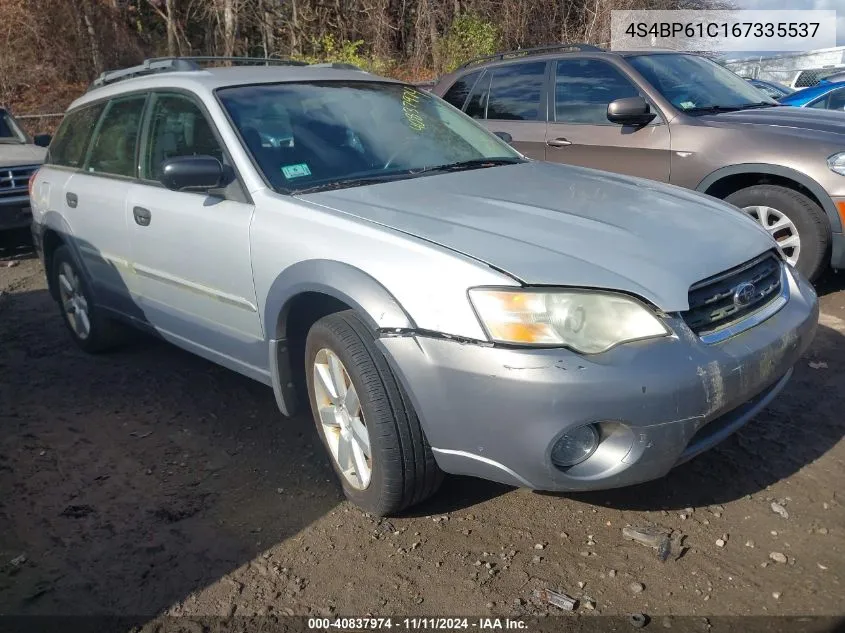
(86, 95), (147, 177)
(48, 104), (106, 168)
(555, 59), (641, 124)
(142, 93), (224, 181)
(807, 94), (830, 109)
(442, 70), (482, 110)
(486, 62), (546, 121)
(828, 88), (845, 110)
(465, 71), (490, 119)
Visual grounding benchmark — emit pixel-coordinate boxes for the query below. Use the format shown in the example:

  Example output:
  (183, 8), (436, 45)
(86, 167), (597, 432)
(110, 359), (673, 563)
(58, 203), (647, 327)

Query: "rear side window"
(554, 59), (640, 124)
(442, 70), (482, 110)
(49, 104), (106, 168)
(86, 95), (147, 177)
(828, 88), (845, 110)
(142, 93), (224, 180)
(486, 62), (546, 121)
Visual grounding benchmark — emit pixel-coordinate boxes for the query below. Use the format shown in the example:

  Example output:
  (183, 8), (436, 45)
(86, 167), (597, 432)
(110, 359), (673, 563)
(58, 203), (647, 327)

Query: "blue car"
(745, 78), (794, 99)
(779, 79), (845, 111)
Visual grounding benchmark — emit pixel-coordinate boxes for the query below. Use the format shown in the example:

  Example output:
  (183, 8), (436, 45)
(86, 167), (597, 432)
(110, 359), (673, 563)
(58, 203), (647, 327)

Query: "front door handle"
(133, 206), (152, 227)
(66, 192), (78, 208)
(546, 137), (573, 148)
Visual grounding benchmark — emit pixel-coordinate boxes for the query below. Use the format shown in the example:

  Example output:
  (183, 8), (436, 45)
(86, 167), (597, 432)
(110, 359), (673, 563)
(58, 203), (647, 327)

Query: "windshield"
(217, 81), (523, 193)
(628, 54), (779, 113)
(0, 109), (26, 143)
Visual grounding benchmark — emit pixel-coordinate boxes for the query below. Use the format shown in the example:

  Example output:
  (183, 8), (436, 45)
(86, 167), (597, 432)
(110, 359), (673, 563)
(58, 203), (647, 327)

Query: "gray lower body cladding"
(377, 269), (819, 491)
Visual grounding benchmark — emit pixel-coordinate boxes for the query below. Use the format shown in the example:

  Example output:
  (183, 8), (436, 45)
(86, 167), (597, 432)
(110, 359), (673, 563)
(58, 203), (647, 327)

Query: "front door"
(544, 58), (671, 182)
(127, 91), (265, 377)
(463, 62), (549, 160)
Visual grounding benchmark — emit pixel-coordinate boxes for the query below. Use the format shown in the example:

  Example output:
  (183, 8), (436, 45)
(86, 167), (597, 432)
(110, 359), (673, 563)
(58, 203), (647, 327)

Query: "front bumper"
(378, 268), (819, 491)
(0, 196), (32, 231)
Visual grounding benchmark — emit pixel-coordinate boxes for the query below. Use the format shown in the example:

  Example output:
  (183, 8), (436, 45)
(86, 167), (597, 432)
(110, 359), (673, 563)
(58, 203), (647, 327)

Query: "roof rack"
(89, 56), (309, 90)
(458, 43), (604, 70)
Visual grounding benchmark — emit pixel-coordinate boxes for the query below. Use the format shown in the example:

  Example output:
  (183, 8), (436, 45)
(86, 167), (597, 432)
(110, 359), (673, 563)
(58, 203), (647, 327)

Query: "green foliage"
(437, 13), (499, 73)
(293, 35), (390, 74)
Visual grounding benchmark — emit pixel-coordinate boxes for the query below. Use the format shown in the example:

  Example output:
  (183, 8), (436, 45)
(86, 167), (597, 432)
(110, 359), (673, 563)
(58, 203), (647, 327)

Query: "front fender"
(696, 163), (841, 233)
(263, 259), (415, 417)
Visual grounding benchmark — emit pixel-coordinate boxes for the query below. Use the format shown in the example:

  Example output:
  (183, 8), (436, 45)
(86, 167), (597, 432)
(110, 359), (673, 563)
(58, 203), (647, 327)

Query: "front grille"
(0, 164), (38, 199)
(682, 251), (783, 335)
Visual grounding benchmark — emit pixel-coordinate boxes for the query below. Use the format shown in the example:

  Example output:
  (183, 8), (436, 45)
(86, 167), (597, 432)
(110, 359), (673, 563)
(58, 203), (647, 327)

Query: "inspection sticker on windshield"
(680, 101), (695, 110)
(282, 163), (311, 179)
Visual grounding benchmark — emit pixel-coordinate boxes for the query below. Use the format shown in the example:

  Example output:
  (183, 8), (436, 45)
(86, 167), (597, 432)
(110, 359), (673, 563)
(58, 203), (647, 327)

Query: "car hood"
(299, 161), (776, 312)
(697, 106), (845, 141)
(0, 143), (46, 167)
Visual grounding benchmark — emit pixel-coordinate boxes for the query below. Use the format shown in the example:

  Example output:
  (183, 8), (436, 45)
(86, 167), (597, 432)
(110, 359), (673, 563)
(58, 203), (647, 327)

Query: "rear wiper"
(419, 157), (525, 174)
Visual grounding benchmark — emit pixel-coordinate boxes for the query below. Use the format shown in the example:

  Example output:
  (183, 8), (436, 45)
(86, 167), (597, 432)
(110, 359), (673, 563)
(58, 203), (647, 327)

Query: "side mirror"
(160, 156), (225, 192)
(607, 96), (656, 126)
(493, 131), (513, 144)
(33, 134), (52, 148)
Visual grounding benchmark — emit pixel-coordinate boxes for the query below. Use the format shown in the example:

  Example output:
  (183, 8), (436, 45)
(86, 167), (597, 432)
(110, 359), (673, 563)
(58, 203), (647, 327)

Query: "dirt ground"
(1, 229), (843, 626)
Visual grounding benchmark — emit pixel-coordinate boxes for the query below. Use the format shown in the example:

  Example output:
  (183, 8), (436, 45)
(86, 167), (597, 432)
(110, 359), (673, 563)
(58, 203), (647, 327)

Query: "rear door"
(126, 91), (264, 377)
(60, 95), (147, 315)
(544, 58), (671, 181)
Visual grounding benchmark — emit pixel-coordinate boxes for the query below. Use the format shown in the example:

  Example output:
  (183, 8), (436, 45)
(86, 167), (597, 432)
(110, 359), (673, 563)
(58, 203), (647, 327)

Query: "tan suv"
(433, 45), (845, 281)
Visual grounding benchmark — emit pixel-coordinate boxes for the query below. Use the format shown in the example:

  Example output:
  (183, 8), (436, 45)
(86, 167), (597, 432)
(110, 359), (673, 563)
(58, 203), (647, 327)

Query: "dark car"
(433, 45), (845, 281)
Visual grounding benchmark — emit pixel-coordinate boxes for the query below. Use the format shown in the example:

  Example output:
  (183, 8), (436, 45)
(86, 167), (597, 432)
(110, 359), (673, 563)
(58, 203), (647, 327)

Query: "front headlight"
(828, 152), (845, 176)
(468, 288), (669, 354)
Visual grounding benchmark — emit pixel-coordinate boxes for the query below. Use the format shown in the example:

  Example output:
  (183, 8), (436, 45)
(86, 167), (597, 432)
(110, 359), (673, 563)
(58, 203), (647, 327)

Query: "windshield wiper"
(735, 101), (780, 110)
(418, 157), (525, 174)
(683, 105), (743, 114)
(293, 171), (417, 195)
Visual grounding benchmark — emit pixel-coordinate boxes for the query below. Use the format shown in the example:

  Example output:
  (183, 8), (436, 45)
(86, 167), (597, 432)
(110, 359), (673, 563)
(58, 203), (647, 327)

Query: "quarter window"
(142, 93), (224, 181)
(555, 59), (641, 124)
(486, 62), (546, 121)
(442, 70), (482, 110)
(48, 104), (106, 168)
(86, 95), (147, 177)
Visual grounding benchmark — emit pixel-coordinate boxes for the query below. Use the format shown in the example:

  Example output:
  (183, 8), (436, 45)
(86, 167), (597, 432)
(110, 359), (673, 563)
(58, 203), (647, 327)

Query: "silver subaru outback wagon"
(30, 58), (819, 516)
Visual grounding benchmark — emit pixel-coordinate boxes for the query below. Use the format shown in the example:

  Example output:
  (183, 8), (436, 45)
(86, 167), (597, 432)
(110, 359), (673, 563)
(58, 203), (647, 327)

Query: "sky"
(732, 0), (845, 46)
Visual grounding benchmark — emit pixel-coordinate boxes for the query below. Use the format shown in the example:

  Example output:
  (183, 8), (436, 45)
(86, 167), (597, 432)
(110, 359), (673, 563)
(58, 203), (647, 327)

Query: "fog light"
(551, 425), (599, 467)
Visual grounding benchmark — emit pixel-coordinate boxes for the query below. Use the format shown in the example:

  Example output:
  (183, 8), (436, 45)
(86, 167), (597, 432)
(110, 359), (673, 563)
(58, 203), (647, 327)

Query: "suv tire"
(51, 245), (126, 353)
(725, 184), (829, 281)
(305, 310), (443, 516)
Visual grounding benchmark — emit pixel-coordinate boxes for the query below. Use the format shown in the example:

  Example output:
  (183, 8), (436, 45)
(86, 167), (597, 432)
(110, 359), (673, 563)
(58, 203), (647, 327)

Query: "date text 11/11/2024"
(307, 618), (529, 630)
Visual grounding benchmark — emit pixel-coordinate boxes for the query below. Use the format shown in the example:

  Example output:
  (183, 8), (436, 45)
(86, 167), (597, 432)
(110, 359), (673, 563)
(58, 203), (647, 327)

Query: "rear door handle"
(546, 137), (573, 148)
(66, 192), (78, 208)
(133, 206), (152, 227)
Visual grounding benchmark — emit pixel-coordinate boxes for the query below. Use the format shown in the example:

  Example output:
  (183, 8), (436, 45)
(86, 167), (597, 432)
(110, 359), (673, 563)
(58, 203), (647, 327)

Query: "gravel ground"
(1, 230), (843, 623)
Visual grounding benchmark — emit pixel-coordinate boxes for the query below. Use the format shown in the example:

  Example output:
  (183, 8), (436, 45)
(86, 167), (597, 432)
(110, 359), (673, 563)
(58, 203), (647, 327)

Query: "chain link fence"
(728, 61), (845, 90)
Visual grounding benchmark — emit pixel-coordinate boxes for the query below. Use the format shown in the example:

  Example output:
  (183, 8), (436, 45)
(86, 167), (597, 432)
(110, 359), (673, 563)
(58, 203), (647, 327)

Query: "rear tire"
(724, 184), (829, 281)
(51, 245), (126, 353)
(305, 310), (443, 516)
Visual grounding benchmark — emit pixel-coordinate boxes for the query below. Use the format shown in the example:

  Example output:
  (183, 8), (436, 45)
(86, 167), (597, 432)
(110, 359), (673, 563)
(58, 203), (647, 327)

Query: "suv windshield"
(628, 54), (779, 114)
(0, 109), (26, 144)
(218, 81), (523, 193)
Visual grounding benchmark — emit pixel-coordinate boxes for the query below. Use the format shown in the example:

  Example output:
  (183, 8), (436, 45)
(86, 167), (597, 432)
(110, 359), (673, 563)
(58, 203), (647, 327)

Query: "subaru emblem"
(732, 282), (756, 308)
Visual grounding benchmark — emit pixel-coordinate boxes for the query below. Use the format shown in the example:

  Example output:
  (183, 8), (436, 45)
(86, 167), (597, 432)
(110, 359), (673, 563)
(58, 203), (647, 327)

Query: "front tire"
(305, 310), (443, 516)
(51, 245), (125, 353)
(725, 184), (829, 281)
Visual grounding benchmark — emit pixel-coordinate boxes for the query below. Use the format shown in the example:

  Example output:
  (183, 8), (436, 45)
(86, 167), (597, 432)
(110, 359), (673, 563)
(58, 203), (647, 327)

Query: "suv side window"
(555, 59), (641, 124)
(49, 103), (106, 169)
(486, 62), (546, 121)
(86, 95), (148, 177)
(142, 93), (224, 181)
(442, 70), (482, 110)
(465, 71), (491, 119)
